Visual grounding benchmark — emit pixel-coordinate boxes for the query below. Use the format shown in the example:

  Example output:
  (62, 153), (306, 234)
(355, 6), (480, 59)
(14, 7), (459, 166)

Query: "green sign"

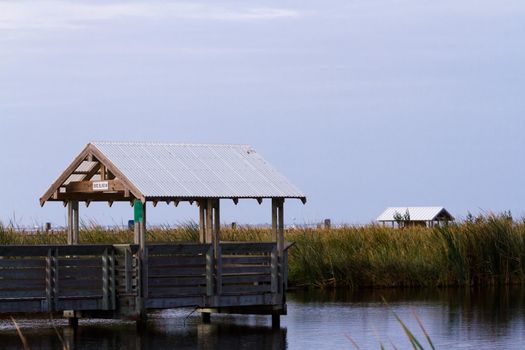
(134, 200), (143, 222)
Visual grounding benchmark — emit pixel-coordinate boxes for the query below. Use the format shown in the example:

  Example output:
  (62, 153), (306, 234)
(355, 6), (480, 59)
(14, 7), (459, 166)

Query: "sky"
(1, 0), (525, 228)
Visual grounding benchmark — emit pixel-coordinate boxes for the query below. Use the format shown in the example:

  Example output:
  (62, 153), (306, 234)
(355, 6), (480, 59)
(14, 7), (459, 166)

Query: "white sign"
(93, 181), (109, 191)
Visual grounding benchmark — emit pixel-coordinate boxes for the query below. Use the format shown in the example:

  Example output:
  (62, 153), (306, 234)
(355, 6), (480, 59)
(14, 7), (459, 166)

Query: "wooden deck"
(0, 242), (289, 322)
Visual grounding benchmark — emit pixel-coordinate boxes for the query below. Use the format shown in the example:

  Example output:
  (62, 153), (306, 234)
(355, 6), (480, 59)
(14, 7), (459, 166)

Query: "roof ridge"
(91, 141), (252, 147)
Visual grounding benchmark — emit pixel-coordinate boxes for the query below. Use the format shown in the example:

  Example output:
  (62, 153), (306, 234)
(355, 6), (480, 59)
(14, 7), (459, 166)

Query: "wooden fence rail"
(0, 242), (290, 316)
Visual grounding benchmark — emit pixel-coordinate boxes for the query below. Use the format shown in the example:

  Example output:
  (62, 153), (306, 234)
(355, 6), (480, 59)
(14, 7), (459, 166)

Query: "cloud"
(0, 1), (301, 30)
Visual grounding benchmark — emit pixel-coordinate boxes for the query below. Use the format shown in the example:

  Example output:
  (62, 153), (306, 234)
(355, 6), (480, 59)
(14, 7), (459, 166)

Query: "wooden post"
(199, 200), (206, 243)
(67, 201), (79, 245)
(133, 200), (147, 325)
(205, 199), (213, 244)
(67, 201), (73, 244)
(214, 199), (221, 295)
(141, 203), (147, 250)
(277, 199), (284, 294)
(73, 201), (79, 244)
(139, 202), (147, 299)
(271, 199), (278, 293)
(205, 199), (215, 301)
(271, 198), (285, 325)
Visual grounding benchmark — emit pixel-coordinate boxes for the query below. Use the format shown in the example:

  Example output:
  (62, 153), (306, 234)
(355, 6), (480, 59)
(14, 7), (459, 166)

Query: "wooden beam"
(65, 179), (126, 193)
(100, 164), (106, 181)
(82, 162), (101, 181)
(40, 144), (93, 206)
(53, 192), (132, 202)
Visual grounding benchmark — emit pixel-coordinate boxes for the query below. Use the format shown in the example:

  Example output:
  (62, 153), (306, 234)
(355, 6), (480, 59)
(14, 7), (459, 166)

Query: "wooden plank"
(58, 266), (102, 278)
(209, 294), (273, 308)
(56, 245), (114, 255)
(0, 269), (46, 279)
(222, 274), (271, 284)
(148, 267), (206, 277)
(58, 290), (103, 298)
(0, 246), (56, 257)
(0, 300), (46, 313)
(0, 259), (47, 268)
(222, 256), (270, 265)
(145, 296), (204, 309)
(221, 243), (276, 254)
(59, 279), (102, 289)
(0, 290), (47, 298)
(57, 258), (102, 267)
(222, 266), (272, 275)
(148, 286), (206, 298)
(56, 298), (102, 311)
(221, 284), (272, 295)
(0, 279), (46, 289)
(147, 244), (209, 255)
(148, 256), (206, 266)
(147, 276), (206, 287)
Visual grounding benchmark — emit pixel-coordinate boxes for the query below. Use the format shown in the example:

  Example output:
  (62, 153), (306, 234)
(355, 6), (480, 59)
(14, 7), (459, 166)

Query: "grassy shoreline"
(2, 214), (524, 289)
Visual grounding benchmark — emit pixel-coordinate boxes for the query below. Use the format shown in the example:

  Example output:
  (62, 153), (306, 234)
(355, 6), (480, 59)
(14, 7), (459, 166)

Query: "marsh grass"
(2, 213), (525, 288)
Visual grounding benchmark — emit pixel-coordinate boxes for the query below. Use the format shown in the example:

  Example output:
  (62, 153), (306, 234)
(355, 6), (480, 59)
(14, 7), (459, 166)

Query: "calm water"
(1, 288), (525, 349)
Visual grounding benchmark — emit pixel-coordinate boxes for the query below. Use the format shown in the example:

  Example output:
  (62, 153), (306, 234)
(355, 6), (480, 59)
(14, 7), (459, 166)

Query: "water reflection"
(0, 288), (524, 349)
(0, 314), (286, 350)
(288, 287), (525, 349)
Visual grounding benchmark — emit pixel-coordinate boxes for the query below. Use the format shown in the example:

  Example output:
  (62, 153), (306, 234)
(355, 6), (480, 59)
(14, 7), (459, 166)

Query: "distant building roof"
(377, 207), (454, 222)
(40, 142), (306, 205)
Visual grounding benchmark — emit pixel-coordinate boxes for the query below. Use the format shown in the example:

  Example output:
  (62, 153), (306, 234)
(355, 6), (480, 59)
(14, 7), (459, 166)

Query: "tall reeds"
(2, 214), (525, 288)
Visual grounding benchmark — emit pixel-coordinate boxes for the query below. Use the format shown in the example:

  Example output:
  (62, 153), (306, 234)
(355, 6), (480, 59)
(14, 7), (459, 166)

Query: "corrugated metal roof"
(377, 207), (454, 222)
(92, 142), (305, 200)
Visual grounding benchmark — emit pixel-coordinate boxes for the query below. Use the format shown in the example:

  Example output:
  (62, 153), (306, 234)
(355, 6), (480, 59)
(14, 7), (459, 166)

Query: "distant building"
(377, 207), (454, 228)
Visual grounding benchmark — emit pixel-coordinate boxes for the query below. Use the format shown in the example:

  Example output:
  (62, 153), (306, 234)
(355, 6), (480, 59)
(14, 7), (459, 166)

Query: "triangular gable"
(39, 143), (144, 206)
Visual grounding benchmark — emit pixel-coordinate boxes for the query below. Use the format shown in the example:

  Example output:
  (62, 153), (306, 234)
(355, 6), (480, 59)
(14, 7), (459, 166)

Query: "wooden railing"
(144, 244), (210, 309)
(0, 242), (289, 314)
(220, 243), (275, 295)
(0, 245), (115, 313)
